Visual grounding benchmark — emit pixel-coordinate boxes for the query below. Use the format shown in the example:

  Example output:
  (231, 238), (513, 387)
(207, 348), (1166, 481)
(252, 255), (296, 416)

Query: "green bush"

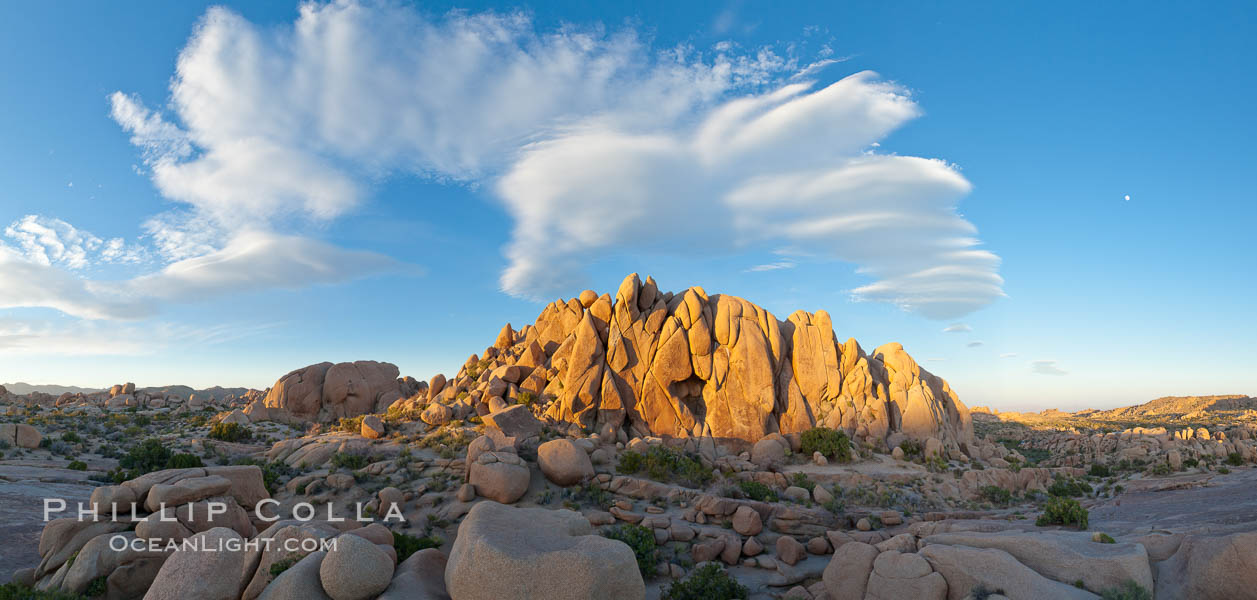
(85, 576), (106, 597)
(61, 431), (82, 444)
(1037, 497), (1088, 530)
(789, 472), (816, 492)
(603, 524), (658, 578)
(337, 416), (365, 433)
(1226, 452), (1244, 466)
(1095, 532), (1116, 543)
(517, 391), (536, 406)
(66, 460), (88, 471)
(167, 453), (204, 469)
(331, 451), (369, 471)
(208, 422), (253, 443)
(1047, 477), (1091, 498)
(1088, 463), (1111, 477)
(232, 457), (295, 494)
(1182, 457), (1199, 468)
(118, 439), (172, 474)
(269, 554), (301, 577)
(800, 427), (851, 462)
(662, 563), (748, 600)
(898, 439), (924, 459)
(393, 531), (443, 562)
(979, 485), (1012, 506)
(616, 446), (712, 488)
(1100, 579), (1152, 600)
(737, 480), (778, 502)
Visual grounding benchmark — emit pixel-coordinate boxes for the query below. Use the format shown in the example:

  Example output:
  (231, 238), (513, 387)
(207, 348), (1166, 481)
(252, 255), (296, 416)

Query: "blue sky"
(0, 1), (1253, 410)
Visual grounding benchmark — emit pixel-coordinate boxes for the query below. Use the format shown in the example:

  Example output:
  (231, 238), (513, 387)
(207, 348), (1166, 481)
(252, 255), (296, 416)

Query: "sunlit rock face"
(454, 273), (973, 451)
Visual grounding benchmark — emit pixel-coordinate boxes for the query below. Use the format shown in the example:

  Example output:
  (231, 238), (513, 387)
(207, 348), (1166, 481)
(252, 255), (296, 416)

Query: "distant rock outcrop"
(251, 361), (420, 424)
(409, 273), (973, 451)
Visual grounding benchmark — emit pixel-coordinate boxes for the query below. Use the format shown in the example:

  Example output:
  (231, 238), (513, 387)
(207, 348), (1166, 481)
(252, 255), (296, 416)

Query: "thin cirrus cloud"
(1030, 359), (1067, 376)
(942, 323), (972, 333)
(966, 341), (984, 347)
(101, 1), (1001, 321)
(0, 227), (398, 321)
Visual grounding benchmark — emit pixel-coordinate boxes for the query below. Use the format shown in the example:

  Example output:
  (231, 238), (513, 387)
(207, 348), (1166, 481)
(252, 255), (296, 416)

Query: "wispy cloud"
(966, 340), (984, 347)
(746, 259), (796, 272)
(1030, 359), (1067, 376)
(103, 3), (1001, 320)
(999, 352), (1018, 358)
(942, 323), (972, 333)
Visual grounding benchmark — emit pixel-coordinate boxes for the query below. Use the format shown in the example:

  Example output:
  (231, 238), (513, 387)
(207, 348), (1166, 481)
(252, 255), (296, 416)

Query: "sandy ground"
(0, 462), (97, 582)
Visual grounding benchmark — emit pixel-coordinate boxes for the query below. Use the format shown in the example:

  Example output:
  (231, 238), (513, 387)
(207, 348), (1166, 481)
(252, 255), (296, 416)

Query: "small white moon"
(1124, 195), (1131, 201)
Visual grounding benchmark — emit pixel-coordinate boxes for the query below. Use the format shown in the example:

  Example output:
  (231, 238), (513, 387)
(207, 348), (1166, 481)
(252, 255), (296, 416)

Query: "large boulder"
(537, 439), (595, 486)
(823, 541), (879, 599)
(919, 544), (1097, 600)
(262, 361), (407, 423)
(258, 551), (330, 600)
(144, 475), (233, 512)
(379, 548), (449, 600)
(0, 423), (41, 448)
(143, 528), (262, 600)
(319, 533), (395, 600)
(445, 502), (644, 600)
(1154, 531), (1257, 599)
(482, 405), (543, 439)
(468, 452), (530, 504)
(922, 530), (1152, 593)
(865, 550), (947, 600)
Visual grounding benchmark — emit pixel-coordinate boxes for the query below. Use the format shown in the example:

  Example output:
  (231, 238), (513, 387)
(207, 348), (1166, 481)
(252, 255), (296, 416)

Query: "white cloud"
(1000, 352), (1018, 358)
(966, 340), (984, 347)
(499, 73), (1002, 317)
(0, 316), (281, 357)
(942, 323), (972, 333)
(1030, 359), (1067, 376)
(105, 2), (1002, 320)
(3, 215), (148, 269)
(0, 230), (398, 321)
(747, 259), (796, 272)
(127, 230), (402, 301)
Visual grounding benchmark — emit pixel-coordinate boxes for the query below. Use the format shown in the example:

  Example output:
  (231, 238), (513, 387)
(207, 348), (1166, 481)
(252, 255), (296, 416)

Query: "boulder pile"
(396, 273), (973, 452)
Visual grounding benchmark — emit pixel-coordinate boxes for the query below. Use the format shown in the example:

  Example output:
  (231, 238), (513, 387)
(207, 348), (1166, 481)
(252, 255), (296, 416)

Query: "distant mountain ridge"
(1, 382), (106, 396)
(1082, 395), (1257, 420)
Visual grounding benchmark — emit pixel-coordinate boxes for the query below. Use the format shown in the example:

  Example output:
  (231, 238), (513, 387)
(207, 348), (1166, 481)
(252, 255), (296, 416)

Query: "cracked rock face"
(474, 273), (973, 450)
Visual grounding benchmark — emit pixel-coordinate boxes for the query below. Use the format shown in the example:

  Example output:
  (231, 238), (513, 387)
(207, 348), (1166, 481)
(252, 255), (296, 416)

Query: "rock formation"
(250, 361), (421, 424)
(415, 273), (972, 451)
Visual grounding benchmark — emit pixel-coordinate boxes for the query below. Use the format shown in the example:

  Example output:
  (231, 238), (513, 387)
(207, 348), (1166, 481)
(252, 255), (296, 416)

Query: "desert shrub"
(1148, 463), (1171, 476)
(337, 416), (365, 433)
(801, 427), (851, 462)
(61, 431), (82, 444)
(516, 391), (536, 406)
(565, 482), (613, 510)
(898, 439), (924, 459)
(1048, 477), (1091, 498)
(968, 584), (1007, 600)
(1095, 532), (1116, 543)
(1100, 579), (1152, 600)
(393, 531), (442, 562)
(167, 453), (204, 469)
(789, 472), (816, 492)
(603, 524), (658, 578)
(331, 451), (368, 471)
(616, 446), (712, 488)
(118, 439), (172, 474)
(662, 563), (748, 600)
(85, 576), (107, 597)
(979, 485), (1012, 506)
(1217, 466), (1231, 474)
(1088, 463), (1111, 477)
(1037, 497), (1088, 529)
(1226, 452), (1244, 466)
(737, 480), (779, 502)
(1182, 457), (1199, 468)
(269, 554), (301, 577)
(66, 460), (88, 471)
(208, 422), (253, 443)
